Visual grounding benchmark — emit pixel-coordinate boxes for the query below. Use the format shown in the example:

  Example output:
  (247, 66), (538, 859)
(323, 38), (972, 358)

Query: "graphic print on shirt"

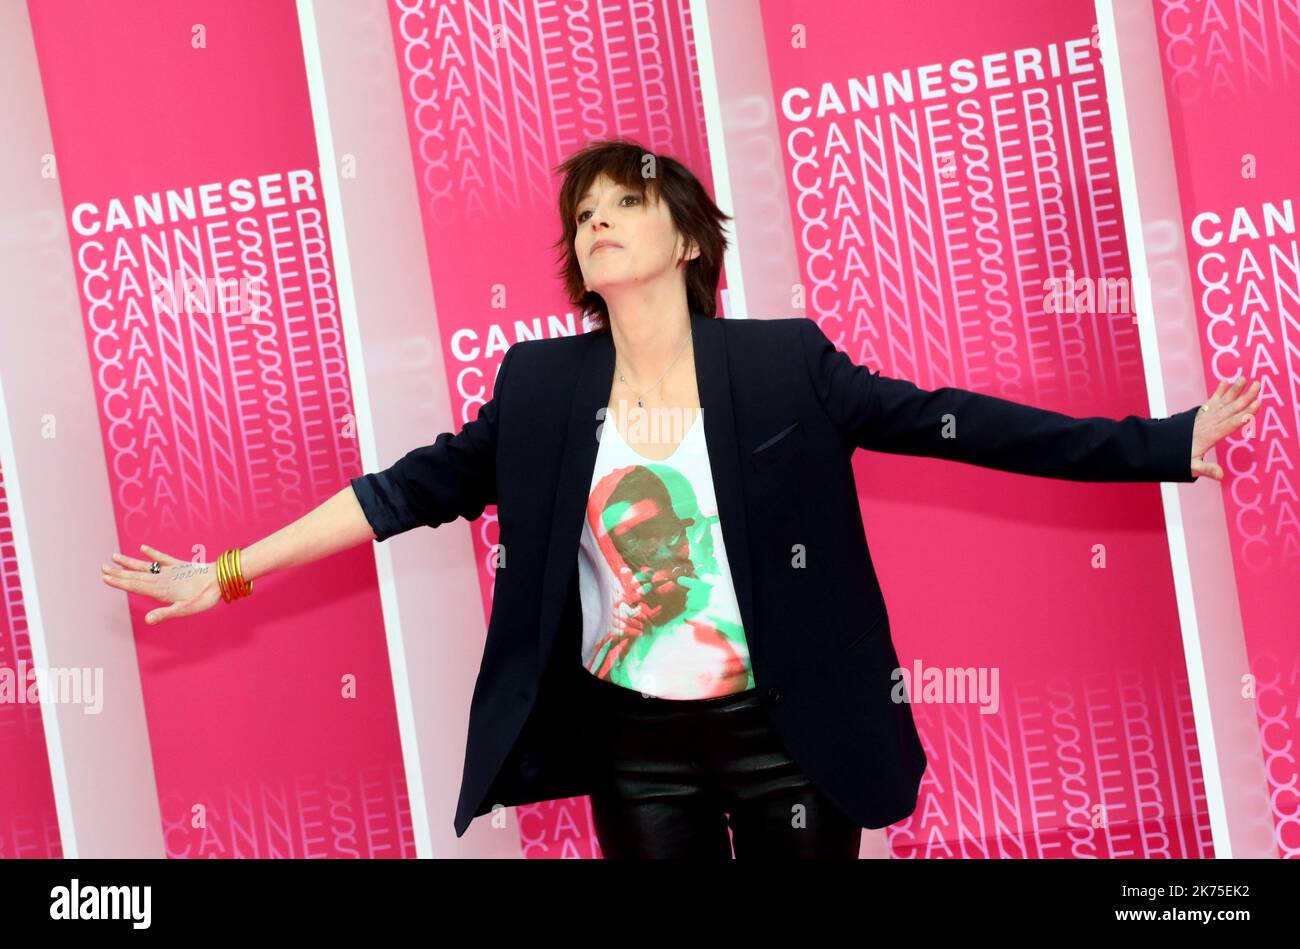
(583, 455), (754, 699)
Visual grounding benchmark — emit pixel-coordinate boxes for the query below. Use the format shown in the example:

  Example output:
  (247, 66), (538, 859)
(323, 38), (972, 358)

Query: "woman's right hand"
(99, 543), (224, 625)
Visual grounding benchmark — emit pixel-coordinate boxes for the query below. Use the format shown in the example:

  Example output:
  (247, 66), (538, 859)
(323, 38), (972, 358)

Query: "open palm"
(99, 543), (222, 625)
(1191, 376), (1262, 481)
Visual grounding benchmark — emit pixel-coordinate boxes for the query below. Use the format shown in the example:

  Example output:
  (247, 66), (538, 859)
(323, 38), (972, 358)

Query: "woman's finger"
(139, 543), (184, 566)
(1191, 458), (1224, 481)
(144, 603), (183, 625)
(1227, 412), (1255, 436)
(1226, 381), (1261, 415)
(98, 566), (156, 595)
(1238, 398), (1262, 425)
(1216, 374), (1248, 408)
(100, 566), (166, 601)
(110, 551), (166, 573)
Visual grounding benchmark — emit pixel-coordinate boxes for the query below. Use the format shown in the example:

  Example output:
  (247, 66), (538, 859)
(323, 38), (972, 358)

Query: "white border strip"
(1095, 0), (1229, 857)
(296, 0), (432, 858)
(0, 374), (79, 856)
(691, 0), (748, 321)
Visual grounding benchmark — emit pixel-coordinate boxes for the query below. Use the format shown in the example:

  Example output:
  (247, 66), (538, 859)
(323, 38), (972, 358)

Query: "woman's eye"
(577, 194), (639, 224)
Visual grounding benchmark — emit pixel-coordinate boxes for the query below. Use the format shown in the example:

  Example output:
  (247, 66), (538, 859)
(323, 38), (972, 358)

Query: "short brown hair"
(552, 139), (732, 331)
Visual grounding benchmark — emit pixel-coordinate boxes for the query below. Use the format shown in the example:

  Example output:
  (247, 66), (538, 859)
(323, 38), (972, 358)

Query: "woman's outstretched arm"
(100, 485), (379, 625)
(798, 317), (1259, 483)
(101, 342), (522, 624)
(240, 483), (379, 579)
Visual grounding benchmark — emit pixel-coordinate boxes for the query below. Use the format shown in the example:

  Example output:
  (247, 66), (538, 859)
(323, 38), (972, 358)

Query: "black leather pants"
(579, 671), (863, 859)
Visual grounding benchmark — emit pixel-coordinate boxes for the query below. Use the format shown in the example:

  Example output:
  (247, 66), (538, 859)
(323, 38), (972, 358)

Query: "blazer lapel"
(534, 308), (758, 670)
(691, 313), (758, 651)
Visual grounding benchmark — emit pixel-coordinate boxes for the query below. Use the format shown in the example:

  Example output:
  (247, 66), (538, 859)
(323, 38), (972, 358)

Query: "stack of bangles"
(216, 547), (253, 603)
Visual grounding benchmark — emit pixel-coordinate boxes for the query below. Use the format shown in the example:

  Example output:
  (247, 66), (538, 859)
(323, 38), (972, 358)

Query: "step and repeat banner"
(8, 0), (1290, 858)
(757, 0), (1209, 857)
(382, 0), (722, 857)
(1153, 0), (1300, 857)
(27, 0), (413, 857)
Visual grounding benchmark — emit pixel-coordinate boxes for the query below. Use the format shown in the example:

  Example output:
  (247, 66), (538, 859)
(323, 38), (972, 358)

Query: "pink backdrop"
(28, 0), (412, 857)
(759, 0), (1210, 857)
(383, 0), (722, 857)
(10, 0), (1290, 859)
(1154, 0), (1300, 857)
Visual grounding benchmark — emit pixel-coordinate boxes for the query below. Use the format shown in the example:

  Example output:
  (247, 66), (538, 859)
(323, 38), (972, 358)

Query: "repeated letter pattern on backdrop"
(29, 0), (413, 857)
(384, 0), (720, 858)
(759, 0), (1212, 857)
(15, 0), (1290, 859)
(1154, 0), (1300, 858)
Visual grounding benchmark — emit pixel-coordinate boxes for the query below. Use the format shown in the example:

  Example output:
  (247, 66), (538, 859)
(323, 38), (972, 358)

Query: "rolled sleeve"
(351, 470), (414, 543)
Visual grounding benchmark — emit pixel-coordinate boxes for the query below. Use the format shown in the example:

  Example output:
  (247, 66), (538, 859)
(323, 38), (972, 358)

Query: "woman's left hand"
(1190, 376), (1262, 481)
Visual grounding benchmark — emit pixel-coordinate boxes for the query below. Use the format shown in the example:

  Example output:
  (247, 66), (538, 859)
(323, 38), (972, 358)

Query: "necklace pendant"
(636, 398), (643, 408)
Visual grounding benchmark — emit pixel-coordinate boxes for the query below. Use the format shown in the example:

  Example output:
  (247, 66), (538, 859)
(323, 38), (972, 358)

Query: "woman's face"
(573, 173), (697, 297)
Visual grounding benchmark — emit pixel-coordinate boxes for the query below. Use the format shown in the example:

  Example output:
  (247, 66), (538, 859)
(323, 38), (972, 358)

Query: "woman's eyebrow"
(579, 186), (629, 203)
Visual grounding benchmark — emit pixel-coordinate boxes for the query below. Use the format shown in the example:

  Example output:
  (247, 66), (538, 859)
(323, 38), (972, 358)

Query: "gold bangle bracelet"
(218, 550), (233, 603)
(235, 548), (252, 597)
(232, 548), (251, 599)
(217, 547), (253, 603)
(216, 551), (229, 603)
(227, 548), (246, 597)
(226, 550), (238, 601)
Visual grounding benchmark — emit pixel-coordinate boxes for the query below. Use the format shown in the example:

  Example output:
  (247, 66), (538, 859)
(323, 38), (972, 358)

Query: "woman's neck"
(607, 304), (692, 386)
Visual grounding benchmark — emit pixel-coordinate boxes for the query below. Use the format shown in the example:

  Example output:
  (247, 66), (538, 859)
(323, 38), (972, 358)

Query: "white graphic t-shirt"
(577, 406), (755, 699)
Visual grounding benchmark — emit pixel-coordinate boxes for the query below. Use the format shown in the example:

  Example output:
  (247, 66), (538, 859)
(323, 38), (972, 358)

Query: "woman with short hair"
(101, 138), (1259, 859)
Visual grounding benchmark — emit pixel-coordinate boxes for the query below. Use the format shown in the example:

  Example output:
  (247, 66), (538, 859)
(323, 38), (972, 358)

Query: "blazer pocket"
(751, 421), (804, 470)
(840, 609), (888, 653)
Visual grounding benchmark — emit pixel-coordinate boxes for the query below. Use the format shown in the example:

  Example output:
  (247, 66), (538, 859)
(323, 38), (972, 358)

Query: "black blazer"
(351, 309), (1201, 838)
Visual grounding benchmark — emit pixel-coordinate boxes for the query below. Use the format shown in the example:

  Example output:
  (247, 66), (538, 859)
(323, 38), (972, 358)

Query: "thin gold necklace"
(617, 331), (692, 409)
